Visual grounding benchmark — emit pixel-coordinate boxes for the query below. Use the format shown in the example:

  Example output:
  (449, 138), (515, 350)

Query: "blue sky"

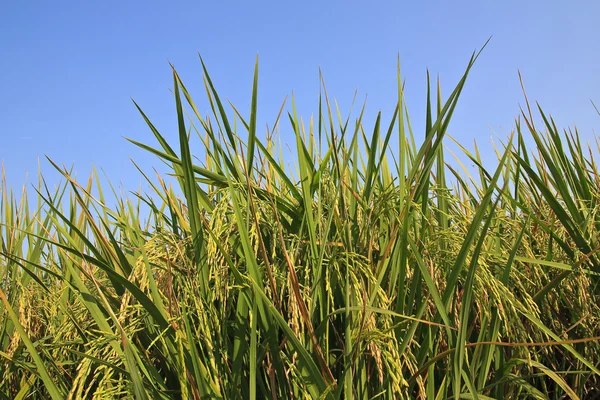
(2, 1), (599, 193)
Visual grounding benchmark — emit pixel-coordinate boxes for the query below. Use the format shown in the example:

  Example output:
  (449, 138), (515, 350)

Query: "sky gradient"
(2, 1), (599, 192)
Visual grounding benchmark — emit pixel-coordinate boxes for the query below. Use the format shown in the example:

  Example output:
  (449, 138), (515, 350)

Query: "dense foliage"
(1, 51), (600, 399)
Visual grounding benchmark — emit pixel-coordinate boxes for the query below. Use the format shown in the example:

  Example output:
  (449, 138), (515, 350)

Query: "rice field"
(1, 50), (600, 399)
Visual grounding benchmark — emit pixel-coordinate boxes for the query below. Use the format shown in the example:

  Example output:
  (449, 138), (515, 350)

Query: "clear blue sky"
(2, 1), (599, 193)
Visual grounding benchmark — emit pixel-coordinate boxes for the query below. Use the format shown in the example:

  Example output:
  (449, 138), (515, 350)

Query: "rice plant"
(1, 49), (600, 399)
